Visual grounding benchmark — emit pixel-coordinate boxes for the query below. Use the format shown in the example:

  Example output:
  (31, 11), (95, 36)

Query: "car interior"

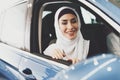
(41, 3), (110, 57)
(31, 1), (117, 65)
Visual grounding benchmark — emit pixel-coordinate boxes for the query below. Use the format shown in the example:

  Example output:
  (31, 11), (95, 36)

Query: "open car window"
(36, 1), (119, 65)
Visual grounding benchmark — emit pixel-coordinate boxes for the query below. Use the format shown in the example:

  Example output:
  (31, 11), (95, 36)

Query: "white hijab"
(44, 6), (88, 60)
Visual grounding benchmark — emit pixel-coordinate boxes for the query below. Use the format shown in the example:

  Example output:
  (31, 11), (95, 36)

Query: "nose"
(67, 22), (73, 29)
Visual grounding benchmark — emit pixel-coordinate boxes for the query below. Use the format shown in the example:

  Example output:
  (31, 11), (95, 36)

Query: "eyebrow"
(60, 17), (76, 22)
(61, 20), (67, 22)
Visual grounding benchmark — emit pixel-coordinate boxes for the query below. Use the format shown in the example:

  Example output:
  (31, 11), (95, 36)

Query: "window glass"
(81, 7), (98, 24)
(1, 2), (27, 49)
(42, 11), (52, 18)
(80, 4), (114, 57)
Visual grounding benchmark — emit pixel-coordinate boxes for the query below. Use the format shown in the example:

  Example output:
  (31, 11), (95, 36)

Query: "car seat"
(41, 12), (56, 52)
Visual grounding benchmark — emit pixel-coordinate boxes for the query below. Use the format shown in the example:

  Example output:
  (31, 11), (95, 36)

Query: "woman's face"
(58, 13), (79, 40)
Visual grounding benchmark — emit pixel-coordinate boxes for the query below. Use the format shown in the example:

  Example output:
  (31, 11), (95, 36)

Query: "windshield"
(88, 0), (120, 24)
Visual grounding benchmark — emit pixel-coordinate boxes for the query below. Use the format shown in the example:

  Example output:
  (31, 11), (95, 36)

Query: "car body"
(53, 54), (120, 80)
(0, 0), (120, 80)
(0, 59), (36, 80)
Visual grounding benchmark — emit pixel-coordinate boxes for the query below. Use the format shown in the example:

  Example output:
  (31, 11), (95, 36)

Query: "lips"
(65, 28), (77, 38)
(67, 31), (75, 36)
(67, 28), (76, 33)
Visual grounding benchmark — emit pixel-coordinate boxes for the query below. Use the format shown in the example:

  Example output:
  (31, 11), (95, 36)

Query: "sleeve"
(43, 44), (56, 56)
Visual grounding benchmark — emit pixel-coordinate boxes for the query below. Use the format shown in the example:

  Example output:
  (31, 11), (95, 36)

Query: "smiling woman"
(43, 6), (90, 64)
(58, 9), (78, 40)
(0, 0), (120, 80)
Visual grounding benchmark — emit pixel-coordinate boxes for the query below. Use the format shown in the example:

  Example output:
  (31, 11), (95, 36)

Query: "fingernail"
(63, 54), (66, 57)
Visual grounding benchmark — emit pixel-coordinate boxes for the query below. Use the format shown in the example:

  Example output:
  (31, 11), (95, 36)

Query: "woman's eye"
(62, 22), (67, 25)
(71, 19), (77, 23)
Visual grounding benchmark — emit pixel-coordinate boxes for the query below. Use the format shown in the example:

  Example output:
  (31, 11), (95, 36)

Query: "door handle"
(22, 68), (36, 80)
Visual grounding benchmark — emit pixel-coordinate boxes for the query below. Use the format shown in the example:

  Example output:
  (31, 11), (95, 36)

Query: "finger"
(55, 49), (64, 59)
(51, 54), (57, 59)
(52, 49), (63, 59)
(58, 49), (66, 58)
(73, 58), (80, 64)
(67, 59), (72, 63)
(69, 58), (79, 64)
(53, 49), (59, 59)
(52, 49), (59, 59)
(67, 59), (75, 64)
(72, 59), (76, 64)
(62, 50), (66, 57)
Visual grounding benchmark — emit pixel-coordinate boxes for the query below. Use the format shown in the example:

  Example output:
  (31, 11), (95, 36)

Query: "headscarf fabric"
(44, 6), (85, 60)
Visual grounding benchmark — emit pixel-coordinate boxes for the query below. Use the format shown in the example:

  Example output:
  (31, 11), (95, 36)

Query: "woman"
(44, 6), (90, 64)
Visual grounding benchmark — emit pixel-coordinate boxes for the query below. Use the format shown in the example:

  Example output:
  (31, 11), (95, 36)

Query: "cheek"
(76, 27), (79, 31)
(74, 24), (79, 31)
(75, 23), (79, 28)
(60, 27), (66, 34)
(59, 24), (66, 33)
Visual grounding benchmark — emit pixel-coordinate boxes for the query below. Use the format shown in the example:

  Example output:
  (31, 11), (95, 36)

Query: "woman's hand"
(68, 58), (80, 64)
(51, 49), (80, 64)
(51, 49), (65, 59)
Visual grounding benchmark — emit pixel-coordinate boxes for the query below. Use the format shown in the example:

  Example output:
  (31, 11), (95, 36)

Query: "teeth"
(66, 28), (76, 33)
(71, 28), (76, 32)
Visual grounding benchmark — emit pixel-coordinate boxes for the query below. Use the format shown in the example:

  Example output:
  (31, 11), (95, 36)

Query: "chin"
(68, 37), (76, 40)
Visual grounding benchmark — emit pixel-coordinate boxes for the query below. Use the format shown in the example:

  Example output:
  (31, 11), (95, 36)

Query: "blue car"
(53, 54), (120, 80)
(0, 0), (120, 80)
(0, 59), (36, 80)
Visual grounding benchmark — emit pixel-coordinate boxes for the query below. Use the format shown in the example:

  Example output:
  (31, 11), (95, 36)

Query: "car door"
(0, 0), (68, 80)
(22, 0), (120, 79)
(30, 0), (120, 79)
(0, 0), (28, 69)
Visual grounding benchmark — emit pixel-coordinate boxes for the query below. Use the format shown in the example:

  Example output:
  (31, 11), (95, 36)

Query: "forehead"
(59, 13), (77, 20)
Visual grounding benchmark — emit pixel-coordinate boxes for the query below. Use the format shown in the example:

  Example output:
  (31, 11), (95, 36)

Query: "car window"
(79, 5), (119, 58)
(0, 2), (28, 49)
(37, 1), (119, 64)
(40, 2), (83, 52)
(81, 7), (97, 24)
(81, 2), (120, 58)
(41, 9), (56, 52)
(42, 11), (52, 18)
(89, 0), (120, 25)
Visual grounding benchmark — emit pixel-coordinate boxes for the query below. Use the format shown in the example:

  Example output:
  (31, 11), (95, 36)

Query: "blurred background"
(109, 0), (120, 8)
